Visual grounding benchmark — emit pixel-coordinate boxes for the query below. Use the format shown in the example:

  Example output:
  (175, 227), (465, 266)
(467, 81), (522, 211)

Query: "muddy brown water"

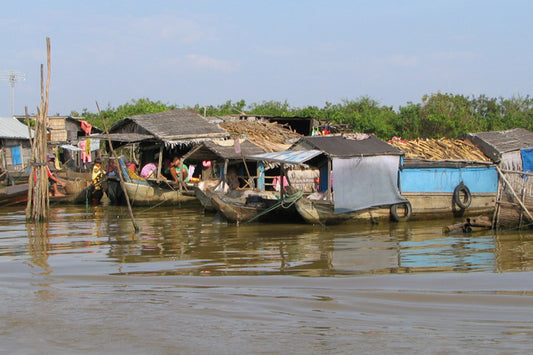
(1, 203), (533, 354)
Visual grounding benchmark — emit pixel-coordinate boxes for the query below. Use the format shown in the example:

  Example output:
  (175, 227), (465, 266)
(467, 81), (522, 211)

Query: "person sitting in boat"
(165, 156), (189, 184)
(140, 162), (158, 179)
(46, 166), (66, 196)
(91, 159), (105, 191)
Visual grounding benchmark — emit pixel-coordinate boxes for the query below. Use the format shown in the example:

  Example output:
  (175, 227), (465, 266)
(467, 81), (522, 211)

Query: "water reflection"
(26, 222), (52, 275)
(1, 204), (533, 277)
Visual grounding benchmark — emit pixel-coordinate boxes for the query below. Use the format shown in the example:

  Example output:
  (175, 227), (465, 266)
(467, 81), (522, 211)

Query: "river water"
(1, 202), (533, 354)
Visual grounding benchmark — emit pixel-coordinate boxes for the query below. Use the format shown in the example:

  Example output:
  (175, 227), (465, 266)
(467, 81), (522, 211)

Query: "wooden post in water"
(96, 102), (139, 232)
(26, 38), (52, 222)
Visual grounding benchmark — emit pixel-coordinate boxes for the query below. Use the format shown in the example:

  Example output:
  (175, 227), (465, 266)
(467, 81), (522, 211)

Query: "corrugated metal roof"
(247, 150), (324, 164)
(0, 117), (31, 139)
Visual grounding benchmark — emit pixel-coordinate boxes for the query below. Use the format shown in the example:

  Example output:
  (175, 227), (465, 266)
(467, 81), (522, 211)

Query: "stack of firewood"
(220, 120), (302, 152)
(389, 138), (491, 162)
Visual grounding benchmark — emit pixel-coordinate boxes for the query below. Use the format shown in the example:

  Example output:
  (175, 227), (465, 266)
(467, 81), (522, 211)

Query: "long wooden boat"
(122, 180), (197, 206)
(210, 190), (302, 224)
(293, 195), (396, 225)
(106, 176), (197, 206)
(0, 183), (29, 207)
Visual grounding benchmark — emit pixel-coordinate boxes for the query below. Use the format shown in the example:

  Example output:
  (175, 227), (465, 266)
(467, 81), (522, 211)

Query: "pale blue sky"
(1, 0), (532, 116)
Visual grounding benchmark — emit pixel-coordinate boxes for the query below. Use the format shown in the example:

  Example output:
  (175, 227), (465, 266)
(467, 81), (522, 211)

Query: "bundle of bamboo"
(220, 120), (301, 152)
(389, 138), (491, 162)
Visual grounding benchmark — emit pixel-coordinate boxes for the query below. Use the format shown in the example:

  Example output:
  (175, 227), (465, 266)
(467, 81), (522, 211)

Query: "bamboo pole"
(96, 102), (139, 232)
(26, 38), (51, 222)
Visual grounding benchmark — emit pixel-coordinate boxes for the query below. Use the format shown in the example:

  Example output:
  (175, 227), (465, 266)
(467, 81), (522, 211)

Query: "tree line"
(77, 93), (533, 140)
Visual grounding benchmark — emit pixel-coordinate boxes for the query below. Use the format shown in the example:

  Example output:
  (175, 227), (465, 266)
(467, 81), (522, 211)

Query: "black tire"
(390, 201), (412, 222)
(453, 183), (472, 210)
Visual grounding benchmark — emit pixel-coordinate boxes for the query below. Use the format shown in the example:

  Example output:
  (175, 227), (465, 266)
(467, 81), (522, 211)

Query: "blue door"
(11, 146), (22, 165)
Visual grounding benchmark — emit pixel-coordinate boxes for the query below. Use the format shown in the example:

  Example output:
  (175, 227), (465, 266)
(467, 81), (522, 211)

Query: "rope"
(244, 190), (304, 224)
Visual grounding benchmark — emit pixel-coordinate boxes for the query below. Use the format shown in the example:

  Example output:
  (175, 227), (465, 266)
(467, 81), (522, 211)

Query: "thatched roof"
(184, 139), (266, 162)
(388, 137), (491, 163)
(219, 120), (301, 153)
(109, 109), (229, 145)
(291, 134), (403, 157)
(466, 128), (533, 162)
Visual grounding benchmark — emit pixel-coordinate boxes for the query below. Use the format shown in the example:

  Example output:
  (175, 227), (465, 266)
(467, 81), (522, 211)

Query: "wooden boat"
(194, 186), (216, 212)
(106, 158), (197, 207)
(121, 180), (197, 206)
(293, 193), (396, 225)
(50, 185), (103, 205)
(210, 190), (303, 224)
(49, 177), (104, 205)
(0, 183), (29, 207)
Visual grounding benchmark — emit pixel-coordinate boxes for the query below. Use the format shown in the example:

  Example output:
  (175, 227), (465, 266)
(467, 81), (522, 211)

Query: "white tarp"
(332, 155), (406, 214)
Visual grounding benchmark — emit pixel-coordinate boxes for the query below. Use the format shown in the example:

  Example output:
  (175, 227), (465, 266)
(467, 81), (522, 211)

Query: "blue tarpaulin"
(521, 148), (533, 173)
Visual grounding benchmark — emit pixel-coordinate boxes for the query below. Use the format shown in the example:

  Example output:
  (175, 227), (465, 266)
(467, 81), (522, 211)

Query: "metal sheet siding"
(399, 166), (498, 193)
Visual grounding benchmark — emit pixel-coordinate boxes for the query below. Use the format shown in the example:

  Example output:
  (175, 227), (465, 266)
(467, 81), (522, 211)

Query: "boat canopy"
(246, 150), (324, 165)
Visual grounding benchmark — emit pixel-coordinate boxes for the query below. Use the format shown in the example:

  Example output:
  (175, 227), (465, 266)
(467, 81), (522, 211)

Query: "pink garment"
(140, 163), (157, 178)
(273, 176), (288, 191)
(80, 120), (92, 135)
(79, 140), (87, 163)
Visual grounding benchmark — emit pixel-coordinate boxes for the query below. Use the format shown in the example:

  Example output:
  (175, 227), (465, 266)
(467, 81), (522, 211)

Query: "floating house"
(0, 117), (32, 205)
(98, 109), (229, 206)
(183, 139), (267, 211)
(249, 134), (408, 225)
(0, 116), (31, 173)
(389, 138), (498, 219)
(466, 128), (533, 228)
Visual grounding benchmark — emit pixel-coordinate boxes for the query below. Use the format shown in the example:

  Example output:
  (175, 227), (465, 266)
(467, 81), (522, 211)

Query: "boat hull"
(210, 190), (302, 223)
(294, 197), (390, 225)
(0, 183), (29, 207)
(122, 181), (197, 206)
(402, 192), (496, 219)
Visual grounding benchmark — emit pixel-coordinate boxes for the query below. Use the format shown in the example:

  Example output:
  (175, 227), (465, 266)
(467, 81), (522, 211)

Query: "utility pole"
(1, 70), (25, 116)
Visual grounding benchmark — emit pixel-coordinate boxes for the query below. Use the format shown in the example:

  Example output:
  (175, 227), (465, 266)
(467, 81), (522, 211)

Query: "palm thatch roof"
(219, 120), (301, 153)
(109, 109), (229, 146)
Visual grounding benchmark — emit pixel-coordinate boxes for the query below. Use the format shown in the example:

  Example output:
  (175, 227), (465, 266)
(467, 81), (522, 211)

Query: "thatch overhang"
(183, 140), (266, 162)
(88, 132), (154, 143)
(109, 109), (229, 147)
(465, 128), (533, 163)
(290, 134), (403, 158)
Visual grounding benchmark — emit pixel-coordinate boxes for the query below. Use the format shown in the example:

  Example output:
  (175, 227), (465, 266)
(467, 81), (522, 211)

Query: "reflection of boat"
(0, 183), (29, 207)
(210, 190), (302, 223)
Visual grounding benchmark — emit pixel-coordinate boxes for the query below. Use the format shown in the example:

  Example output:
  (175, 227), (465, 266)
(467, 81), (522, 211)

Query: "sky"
(1, 0), (532, 117)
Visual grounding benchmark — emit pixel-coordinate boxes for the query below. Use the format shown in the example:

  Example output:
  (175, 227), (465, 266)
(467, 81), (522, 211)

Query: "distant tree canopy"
(76, 94), (533, 140)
